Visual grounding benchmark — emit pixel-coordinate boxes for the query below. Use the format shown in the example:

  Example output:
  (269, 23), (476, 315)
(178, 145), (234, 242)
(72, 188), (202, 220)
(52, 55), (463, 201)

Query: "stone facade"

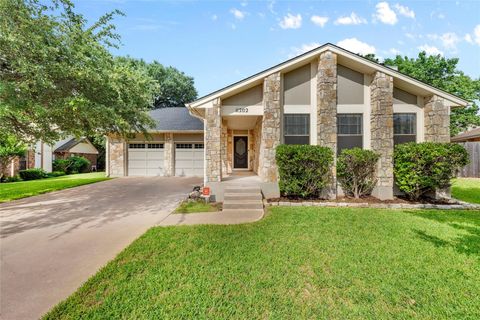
(424, 95), (450, 142)
(253, 118), (262, 175)
(205, 98), (222, 182)
(163, 132), (174, 176)
(108, 136), (125, 177)
(221, 120), (228, 176)
(317, 50), (337, 199)
(258, 72), (281, 182)
(370, 71), (394, 200)
(227, 129), (233, 174)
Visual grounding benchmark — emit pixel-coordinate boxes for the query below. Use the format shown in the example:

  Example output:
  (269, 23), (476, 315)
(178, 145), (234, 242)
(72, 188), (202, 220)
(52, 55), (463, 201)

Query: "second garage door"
(128, 143), (164, 176)
(175, 143), (204, 176)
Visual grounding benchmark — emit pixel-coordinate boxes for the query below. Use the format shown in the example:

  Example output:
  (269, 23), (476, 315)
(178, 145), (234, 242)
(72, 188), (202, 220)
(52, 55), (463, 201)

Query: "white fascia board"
(189, 43), (468, 109)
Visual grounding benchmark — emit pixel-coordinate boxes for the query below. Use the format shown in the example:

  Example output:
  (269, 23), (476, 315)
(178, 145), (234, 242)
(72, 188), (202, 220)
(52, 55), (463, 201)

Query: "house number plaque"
(235, 107), (249, 113)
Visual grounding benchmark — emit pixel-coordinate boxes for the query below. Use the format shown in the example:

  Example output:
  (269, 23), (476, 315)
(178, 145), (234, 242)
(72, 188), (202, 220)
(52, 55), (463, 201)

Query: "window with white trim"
(148, 143), (164, 149)
(394, 113), (416, 145)
(283, 114), (310, 145)
(128, 143), (145, 149)
(337, 114), (363, 155)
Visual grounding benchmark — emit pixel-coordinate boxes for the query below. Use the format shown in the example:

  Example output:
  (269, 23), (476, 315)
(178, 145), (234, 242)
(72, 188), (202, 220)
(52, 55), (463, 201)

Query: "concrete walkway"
(0, 176), (201, 320)
(159, 209), (264, 226)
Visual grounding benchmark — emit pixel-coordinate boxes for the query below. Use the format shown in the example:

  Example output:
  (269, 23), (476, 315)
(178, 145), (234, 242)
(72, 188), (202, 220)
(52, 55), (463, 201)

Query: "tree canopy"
(0, 0), (158, 144)
(383, 52), (480, 136)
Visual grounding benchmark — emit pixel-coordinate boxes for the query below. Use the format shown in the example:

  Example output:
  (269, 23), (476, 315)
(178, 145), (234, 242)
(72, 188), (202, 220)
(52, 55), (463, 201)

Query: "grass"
(452, 178), (480, 204)
(175, 200), (221, 213)
(0, 172), (110, 202)
(45, 207), (480, 319)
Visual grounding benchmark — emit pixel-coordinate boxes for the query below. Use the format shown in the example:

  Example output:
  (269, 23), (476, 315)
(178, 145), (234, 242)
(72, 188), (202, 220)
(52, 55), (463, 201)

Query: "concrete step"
(222, 209), (264, 216)
(224, 187), (261, 194)
(223, 201), (264, 210)
(224, 193), (263, 201)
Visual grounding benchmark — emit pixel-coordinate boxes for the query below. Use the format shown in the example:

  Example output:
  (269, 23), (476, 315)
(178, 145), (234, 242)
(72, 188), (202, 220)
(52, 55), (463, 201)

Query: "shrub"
(276, 144), (333, 199)
(68, 156), (90, 173)
(19, 168), (48, 181)
(1, 175), (22, 183)
(337, 148), (380, 198)
(394, 142), (468, 200)
(52, 159), (70, 173)
(48, 171), (66, 177)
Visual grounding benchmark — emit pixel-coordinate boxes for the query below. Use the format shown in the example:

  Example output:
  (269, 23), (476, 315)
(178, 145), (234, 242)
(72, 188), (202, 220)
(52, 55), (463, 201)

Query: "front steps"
(222, 187), (264, 213)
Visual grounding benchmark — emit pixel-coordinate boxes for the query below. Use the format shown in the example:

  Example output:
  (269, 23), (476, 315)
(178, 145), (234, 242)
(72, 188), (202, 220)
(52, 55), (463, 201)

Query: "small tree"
(337, 148), (380, 198)
(0, 135), (27, 180)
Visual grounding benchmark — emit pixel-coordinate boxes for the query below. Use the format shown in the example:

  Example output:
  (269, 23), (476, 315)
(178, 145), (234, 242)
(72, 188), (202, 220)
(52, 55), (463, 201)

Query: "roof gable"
(188, 43), (468, 109)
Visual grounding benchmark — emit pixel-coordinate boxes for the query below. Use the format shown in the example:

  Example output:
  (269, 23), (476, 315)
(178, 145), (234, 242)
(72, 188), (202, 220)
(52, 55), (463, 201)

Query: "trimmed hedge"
(52, 159), (70, 173)
(276, 144), (333, 199)
(394, 142), (468, 200)
(19, 168), (48, 181)
(48, 171), (66, 177)
(53, 156), (90, 174)
(337, 148), (380, 198)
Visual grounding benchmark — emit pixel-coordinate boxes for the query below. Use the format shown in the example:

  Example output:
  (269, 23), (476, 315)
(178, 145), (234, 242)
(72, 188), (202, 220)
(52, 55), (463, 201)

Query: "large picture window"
(394, 113), (416, 145)
(337, 113), (363, 155)
(284, 114), (310, 145)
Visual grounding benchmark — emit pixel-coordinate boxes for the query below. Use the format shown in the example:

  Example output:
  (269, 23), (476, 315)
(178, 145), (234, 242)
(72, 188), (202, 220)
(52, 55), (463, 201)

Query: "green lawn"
(0, 172), (110, 202)
(45, 207), (480, 319)
(175, 200), (221, 213)
(452, 178), (480, 204)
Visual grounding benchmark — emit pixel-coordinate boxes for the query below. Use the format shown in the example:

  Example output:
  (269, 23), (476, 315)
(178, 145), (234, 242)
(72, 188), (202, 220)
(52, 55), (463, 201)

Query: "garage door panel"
(127, 144), (164, 176)
(128, 151), (147, 160)
(174, 143), (204, 177)
(146, 160), (163, 169)
(128, 168), (147, 176)
(146, 168), (164, 176)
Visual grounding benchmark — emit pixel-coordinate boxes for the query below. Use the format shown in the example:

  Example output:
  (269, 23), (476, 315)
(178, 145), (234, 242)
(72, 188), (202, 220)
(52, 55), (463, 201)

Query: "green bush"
(1, 175), (22, 183)
(68, 156), (90, 173)
(394, 142), (468, 200)
(19, 168), (48, 181)
(337, 148), (380, 198)
(276, 144), (333, 199)
(48, 171), (66, 177)
(52, 159), (70, 173)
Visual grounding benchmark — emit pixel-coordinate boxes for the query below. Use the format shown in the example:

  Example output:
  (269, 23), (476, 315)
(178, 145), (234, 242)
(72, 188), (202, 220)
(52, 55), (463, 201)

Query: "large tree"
(118, 57), (198, 109)
(383, 52), (480, 136)
(0, 0), (158, 144)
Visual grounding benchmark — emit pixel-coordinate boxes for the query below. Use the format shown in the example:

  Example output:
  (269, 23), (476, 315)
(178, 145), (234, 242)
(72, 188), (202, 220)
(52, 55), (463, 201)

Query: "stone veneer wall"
(253, 118), (262, 174)
(205, 98), (222, 182)
(424, 95), (450, 142)
(227, 129), (233, 174)
(108, 136), (126, 176)
(258, 72), (281, 182)
(163, 133), (174, 176)
(221, 120), (228, 176)
(248, 129), (255, 170)
(317, 50), (337, 199)
(370, 71), (394, 200)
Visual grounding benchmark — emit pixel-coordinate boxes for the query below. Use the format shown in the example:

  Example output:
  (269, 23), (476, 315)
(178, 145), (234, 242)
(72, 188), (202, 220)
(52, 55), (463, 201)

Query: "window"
(194, 144), (204, 149)
(394, 113), (416, 145)
(176, 144), (193, 149)
(147, 143), (164, 149)
(337, 114), (363, 155)
(283, 114), (310, 145)
(129, 143), (145, 149)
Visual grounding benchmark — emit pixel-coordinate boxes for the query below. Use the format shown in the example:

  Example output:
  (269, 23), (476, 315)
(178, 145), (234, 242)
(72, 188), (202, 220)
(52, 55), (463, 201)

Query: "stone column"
(317, 50), (337, 199)
(424, 95), (450, 142)
(163, 132), (174, 176)
(221, 120), (228, 176)
(370, 71), (394, 200)
(205, 98), (222, 182)
(259, 72), (281, 184)
(108, 135), (126, 177)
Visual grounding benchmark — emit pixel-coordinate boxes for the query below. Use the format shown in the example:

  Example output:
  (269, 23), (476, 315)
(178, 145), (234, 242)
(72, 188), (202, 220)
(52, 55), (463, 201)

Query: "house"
(105, 43), (469, 201)
(8, 137), (99, 176)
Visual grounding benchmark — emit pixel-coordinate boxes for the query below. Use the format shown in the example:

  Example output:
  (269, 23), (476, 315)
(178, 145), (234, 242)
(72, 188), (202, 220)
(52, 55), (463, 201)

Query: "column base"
(372, 186), (394, 200)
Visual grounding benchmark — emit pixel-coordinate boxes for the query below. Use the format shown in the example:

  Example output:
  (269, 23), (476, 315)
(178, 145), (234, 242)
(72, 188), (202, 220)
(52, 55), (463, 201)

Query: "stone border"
(264, 199), (480, 210)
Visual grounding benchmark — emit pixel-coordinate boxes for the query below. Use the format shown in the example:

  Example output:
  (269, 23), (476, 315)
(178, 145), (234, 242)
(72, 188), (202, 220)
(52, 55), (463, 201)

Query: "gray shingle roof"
(55, 138), (85, 152)
(149, 107), (203, 131)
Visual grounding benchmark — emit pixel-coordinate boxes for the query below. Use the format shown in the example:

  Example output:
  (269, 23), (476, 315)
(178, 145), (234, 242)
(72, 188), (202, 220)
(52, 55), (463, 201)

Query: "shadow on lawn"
(411, 210), (480, 257)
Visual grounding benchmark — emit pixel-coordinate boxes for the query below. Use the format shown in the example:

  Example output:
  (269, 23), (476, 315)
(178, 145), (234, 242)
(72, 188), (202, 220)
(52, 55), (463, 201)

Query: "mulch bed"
(268, 195), (457, 205)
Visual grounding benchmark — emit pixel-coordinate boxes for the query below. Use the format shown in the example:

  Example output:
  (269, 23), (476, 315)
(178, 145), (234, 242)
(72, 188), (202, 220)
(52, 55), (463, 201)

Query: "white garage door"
(128, 143), (164, 176)
(175, 143), (204, 176)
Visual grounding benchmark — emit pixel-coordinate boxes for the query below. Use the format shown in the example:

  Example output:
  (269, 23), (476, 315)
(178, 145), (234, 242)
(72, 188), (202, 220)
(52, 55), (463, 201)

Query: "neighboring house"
(451, 128), (480, 178)
(105, 43), (468, 201)
(10, 137), (98, 176)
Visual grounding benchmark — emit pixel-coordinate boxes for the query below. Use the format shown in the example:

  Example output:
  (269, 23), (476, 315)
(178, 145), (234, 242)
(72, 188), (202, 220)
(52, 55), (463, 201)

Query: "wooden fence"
(458, 142), (480, 178)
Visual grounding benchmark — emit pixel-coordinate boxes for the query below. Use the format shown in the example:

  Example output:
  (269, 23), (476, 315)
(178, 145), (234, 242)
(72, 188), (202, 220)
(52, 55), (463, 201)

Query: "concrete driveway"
(0, 176), (201, 320)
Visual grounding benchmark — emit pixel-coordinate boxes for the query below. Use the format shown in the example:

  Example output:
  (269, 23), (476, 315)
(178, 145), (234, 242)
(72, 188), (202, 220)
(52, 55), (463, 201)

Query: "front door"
(234, 136), (248, 169)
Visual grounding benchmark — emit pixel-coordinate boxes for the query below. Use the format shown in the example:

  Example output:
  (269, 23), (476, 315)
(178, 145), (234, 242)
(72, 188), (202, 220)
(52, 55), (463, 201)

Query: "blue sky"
(77, 0), (480, 96)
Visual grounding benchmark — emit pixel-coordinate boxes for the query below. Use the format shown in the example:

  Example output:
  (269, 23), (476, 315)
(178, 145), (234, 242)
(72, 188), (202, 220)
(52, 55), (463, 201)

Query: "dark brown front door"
(234, 136), (248, 169)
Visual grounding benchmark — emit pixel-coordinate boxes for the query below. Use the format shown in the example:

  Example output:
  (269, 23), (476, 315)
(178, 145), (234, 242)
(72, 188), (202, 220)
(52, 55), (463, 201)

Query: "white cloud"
(464, 33), (473, 44)
(334, 12), (367, 25)
(405, 32), (415, 39)
(288, 42), (321, 58)
(279, 13), (302, 29)
(311, 15), (329, 27)
(230, 8), (245, 20)
(428, 32), (460, 50)
(337, 38), (376, 55)
(394, 3), (415, 18)
(211, 14), (218, 21)
(375, 2), (398, 25)
(418, 44), (443, 56)
(240, 1), (248, 7)
(474, 24), (480, 45)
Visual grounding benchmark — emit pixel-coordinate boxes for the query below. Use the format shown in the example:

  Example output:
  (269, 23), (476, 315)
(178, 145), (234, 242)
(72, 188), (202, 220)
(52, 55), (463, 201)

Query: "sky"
(76, 0), (480, 97)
